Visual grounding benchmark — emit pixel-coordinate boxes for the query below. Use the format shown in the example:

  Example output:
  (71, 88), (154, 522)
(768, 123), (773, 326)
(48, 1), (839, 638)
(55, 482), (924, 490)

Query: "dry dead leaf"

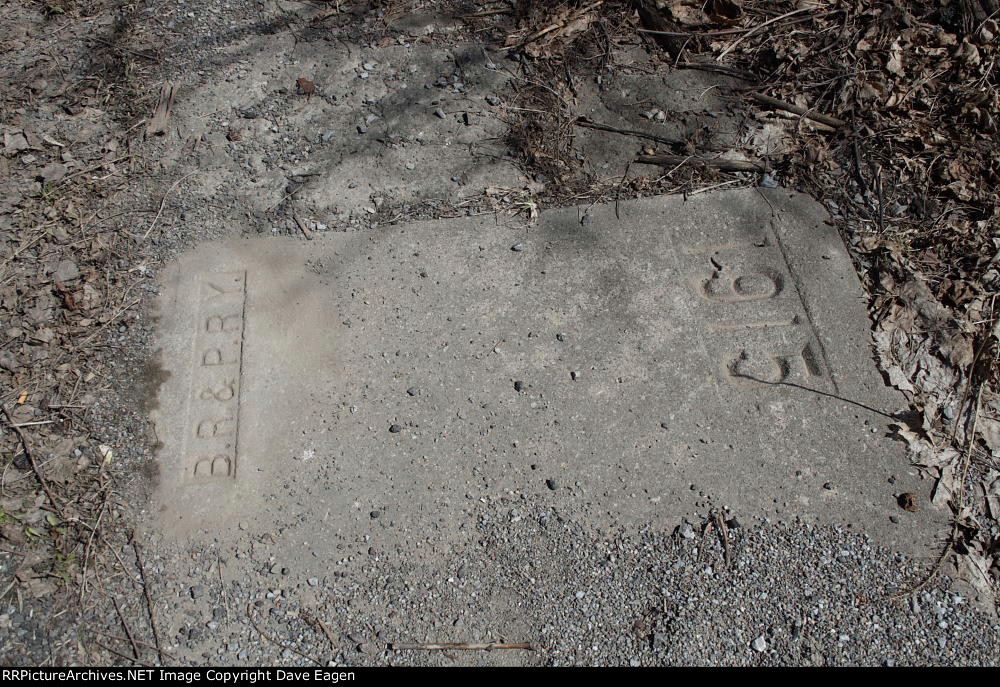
(296, 77), (315, 97)
(668, 1), (708, 27)
(707, 0), (743, 26)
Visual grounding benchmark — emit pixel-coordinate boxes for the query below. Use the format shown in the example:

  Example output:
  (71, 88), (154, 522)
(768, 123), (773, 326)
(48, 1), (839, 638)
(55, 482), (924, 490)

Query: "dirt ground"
(0, 0), (997, 666)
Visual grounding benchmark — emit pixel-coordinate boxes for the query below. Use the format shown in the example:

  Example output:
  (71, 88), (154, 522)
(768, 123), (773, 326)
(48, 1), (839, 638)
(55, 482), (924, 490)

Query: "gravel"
(126, 496), (1000, 667)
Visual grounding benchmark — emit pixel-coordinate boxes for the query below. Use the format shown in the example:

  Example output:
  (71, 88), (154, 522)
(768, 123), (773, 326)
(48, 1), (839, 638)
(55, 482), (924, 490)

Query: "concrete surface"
(148, 190), (942, 566)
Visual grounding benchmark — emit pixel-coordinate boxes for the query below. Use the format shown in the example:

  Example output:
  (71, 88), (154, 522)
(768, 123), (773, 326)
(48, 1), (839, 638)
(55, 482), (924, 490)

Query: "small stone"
(511, 242), (525, 252)
(486, 95), (501, 106)
(307, 577), (319, 586)
(752, 636), (768, 652)
(823, 482), (833, 490)
(389, 424), (402, 433)
(759, 172), (779, 189)
(370, 510), (380, 519)
(570, 370), (581, 380)
(556, 332), (567, 342)
(434, 108), (446, 119)
(357, 125), (367, 134)
(514, 380), (524, 392)
(406, 387), (419, 396)
(190, 586), (205, 600)
(545, 479), (558, 491)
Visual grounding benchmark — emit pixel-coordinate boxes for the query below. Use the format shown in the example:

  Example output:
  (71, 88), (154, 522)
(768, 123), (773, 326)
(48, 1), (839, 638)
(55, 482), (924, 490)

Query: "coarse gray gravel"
(111, 496), (998, 667)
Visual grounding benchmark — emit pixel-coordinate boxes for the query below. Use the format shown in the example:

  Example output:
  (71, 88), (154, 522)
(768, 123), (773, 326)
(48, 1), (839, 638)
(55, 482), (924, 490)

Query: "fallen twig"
(748, 92), (845, 129)
(1, 406), (63, 512)
(132, 536), (166, 665)
(146, 83), (177, 137)
(301, 610), (336, 649)
(635, 154), (762, 172)
(391, 641), (536, 651)
(717, 8), (810, 61)
(293, 215), (314, 241)
(575, 116), (688, 149)
(508, 1), (603, 52)
(93, 640), (155, 667)
(113, 597), (140, 660)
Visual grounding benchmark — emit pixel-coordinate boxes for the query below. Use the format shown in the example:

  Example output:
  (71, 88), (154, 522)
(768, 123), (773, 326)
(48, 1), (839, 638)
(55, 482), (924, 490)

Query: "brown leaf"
(897, 492), (919, 512)
(707, 0), (743, 26)
(296, 78), (316, 97)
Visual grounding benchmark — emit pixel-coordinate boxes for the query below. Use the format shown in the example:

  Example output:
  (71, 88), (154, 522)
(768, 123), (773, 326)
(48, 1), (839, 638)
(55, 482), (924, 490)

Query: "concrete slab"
(148, 190), (942, 560)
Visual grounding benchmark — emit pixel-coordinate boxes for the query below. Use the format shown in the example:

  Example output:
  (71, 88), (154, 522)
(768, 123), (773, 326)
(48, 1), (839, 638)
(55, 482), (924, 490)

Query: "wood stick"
(635, 154), (763, 172)
(675, 60), (753, 81)
(1, 406), (62, 511)
(392, 641), (536, 651)
(717, 8), (809, 61)
(132, 536), (166, 665)
(509, 1), (603, 51)
(93, 640), (155, 667)
(748, 92), (845, 129)
(293, 215), (314, 240)
(575, 117), (688, 149)
(114, 597), (141, 659)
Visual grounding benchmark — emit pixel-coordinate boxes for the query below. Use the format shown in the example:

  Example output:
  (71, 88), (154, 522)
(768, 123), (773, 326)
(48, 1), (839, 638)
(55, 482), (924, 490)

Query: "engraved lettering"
(192, 455), (233, 479)
(205, 313), (242, 333)
(182, 271), (247, 483)
(701, 269), (783, 302)
(726, 344), (825, 386)
(200, 379), (236, 402)
(196, 418), (234, 438)
(202, 347), (238, 367)
(203, 276), (244, 301)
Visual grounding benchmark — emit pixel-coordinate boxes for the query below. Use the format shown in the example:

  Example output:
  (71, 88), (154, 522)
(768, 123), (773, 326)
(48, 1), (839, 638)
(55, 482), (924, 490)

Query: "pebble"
(389, 424), (402, 433)
(759, 173), (780, 189)
(752, 636), (768, 652)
